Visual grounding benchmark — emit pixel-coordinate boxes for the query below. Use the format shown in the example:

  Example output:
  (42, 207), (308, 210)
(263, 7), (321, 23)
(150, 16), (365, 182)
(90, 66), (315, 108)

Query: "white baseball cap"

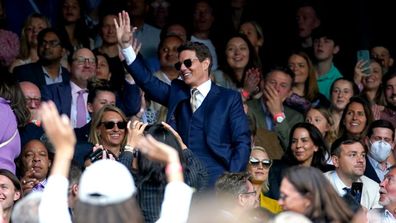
(78, 160), (136, 205)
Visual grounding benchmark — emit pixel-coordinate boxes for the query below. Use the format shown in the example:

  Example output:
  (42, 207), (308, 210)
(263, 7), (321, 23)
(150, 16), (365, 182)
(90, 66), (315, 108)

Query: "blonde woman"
(247, 146), (282, 214)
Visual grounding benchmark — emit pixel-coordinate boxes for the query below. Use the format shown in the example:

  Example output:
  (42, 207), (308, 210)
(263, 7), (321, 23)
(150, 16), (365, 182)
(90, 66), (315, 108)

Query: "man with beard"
(368, 165), (396, 222)
(13, 28), (70, 89)
(380, 70), (396, 128)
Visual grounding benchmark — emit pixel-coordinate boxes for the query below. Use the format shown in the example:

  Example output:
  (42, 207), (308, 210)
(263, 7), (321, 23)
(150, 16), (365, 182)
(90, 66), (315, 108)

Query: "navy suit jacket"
(41, 81), (141, 118)
(14, 62), (70, 88)
(124, 55), (251, 172)
(364, 157), (381, 183)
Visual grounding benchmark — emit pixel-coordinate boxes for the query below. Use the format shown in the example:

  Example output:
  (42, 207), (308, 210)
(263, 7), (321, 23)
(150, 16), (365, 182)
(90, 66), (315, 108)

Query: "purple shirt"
(0, 97), (21, 174)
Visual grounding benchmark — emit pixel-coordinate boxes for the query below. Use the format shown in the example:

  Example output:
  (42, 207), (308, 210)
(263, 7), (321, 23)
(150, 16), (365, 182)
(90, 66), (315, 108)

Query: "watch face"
(276, 116), (285, 123)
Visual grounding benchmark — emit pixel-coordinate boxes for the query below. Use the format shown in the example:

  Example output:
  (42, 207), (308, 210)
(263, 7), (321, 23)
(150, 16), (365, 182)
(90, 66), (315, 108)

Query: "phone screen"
(357, 50), (371, 75)
(351, 182), (363, 204)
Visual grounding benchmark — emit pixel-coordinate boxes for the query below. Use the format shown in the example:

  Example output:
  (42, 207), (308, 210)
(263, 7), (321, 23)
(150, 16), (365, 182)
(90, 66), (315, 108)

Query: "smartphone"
(357, 50), (371, 75)
(89, 148), (105, 163)
(351, 182), (363, 204)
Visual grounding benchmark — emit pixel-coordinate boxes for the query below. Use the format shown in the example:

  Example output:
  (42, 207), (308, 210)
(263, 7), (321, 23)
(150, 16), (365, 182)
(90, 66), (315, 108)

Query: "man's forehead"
(0, 175), (14, 186)
(341, 142), (364, 152)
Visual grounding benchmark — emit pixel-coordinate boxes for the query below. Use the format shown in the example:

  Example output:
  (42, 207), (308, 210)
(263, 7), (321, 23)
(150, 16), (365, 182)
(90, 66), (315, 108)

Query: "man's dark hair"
(177, 41), (212, 72)
(367, 119), (395, 139)
(263, 65), (295, 84)
(331, 137), (366, 157)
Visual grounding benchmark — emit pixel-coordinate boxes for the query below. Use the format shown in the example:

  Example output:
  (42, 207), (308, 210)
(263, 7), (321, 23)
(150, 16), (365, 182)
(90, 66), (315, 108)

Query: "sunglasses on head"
(174, 58), (198, 71)
(100, 121), (127, 129)
(249, 157), (272, 168)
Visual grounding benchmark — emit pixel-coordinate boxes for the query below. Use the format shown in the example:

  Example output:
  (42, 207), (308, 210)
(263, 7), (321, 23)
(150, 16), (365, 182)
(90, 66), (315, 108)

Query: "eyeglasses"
(249, 157), (272, 168)
(25, 97), (41, 105)
(73, 56), (96, 66)
(100, 121), (127, 129)
(174, 58), (199, 71)
(41, 40), (61, 48)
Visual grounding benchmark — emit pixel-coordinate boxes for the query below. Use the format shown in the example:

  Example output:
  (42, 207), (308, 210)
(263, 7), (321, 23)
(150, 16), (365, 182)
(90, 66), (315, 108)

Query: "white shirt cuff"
(121, 46), (137, 65)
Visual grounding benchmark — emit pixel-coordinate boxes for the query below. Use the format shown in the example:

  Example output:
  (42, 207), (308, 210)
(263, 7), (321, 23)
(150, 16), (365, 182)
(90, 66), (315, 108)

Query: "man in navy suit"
(364, 120), (395, 183)
(115, 11), (251, 185)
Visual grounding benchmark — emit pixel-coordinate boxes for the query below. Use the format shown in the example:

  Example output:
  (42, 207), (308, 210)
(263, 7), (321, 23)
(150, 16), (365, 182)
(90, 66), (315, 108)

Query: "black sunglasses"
(174, 58), (198, 71)
(249, 157), (272, 168)
(100, 121), (127, 129)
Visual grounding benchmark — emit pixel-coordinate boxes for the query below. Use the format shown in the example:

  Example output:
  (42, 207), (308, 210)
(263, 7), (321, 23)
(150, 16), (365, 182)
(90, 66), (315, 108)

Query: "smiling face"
(0, 175), (21, 212)
(247, 149), (270, 184)
(331, 79), (354, 111)
(178, 50), (210, 88)
(385, 76), (396, 107)
(344, 102), (367, 136)
(226, 37), (250, 72)
(21, 140), (51, 182)
(362, 61), (383, 91)
(97, 111), (126, 151)
(101, 15), (118, 45)
(291, 128), (318, 166)
(288, 54), (309, 85)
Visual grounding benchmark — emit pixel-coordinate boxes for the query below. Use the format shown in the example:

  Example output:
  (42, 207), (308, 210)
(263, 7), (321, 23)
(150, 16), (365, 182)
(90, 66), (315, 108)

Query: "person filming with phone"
(324, 138), (381, 210)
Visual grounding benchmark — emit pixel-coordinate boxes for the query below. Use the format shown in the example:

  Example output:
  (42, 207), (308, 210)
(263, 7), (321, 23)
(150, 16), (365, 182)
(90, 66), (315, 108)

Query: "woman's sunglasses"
(174, 58), (198, 71)
(249, 157), (272, 168)
(100, 121), (127, 129)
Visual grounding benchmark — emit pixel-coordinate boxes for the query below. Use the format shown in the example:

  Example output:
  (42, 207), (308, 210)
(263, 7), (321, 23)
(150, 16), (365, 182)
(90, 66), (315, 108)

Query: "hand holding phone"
(357, 50), (371, 75)
(351, 182), (363, 204)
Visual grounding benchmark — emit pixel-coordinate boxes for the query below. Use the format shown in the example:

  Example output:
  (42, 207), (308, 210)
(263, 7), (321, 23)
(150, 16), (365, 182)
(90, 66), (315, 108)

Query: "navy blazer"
(364, 157), (381, 183)
(14, 62), (70, 88)
(125, 55), (251, 172)
(41, 81), (141, 118)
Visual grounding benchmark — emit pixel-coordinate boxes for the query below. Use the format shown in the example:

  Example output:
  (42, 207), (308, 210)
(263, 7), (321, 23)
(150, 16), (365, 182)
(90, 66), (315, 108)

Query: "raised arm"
(39, 101), (75, 223)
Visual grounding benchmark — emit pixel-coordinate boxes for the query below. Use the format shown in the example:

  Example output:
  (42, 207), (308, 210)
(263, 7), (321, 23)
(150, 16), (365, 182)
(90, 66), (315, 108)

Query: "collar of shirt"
(332, 171), (350, 196)
(384, 209), (396, 220)
(42, 65), (62, 79)
(194, 79), (211, 98)
(368, 155), (391, 172)
(70, 81), (87, 95)
(317, 63), (336, 81)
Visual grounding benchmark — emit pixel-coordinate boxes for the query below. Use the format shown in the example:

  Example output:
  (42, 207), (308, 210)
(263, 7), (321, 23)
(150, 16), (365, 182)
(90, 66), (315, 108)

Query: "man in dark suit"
(364, 120), (395, 183)
(115, 11), (251, 185)
(13, 28), (70, 89)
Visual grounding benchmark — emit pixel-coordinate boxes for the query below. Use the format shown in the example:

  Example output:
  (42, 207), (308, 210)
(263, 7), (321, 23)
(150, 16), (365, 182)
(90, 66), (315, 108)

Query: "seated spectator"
(364, 119), (395, 183)
(246, 146), (282, 214)
(9, 13), (50, 73)
(338, 96), (373, 140)
(305, 106), (337, 149)
(329, 77), (359, 136)
(285, 51), (330, 113)
(371, 42), (394, 74)
(267, 122), (330, 199)
(13, 28), (70, 89)
(380, 69), (396, 127)
(278, 166), (353, 222)
(0, 169), (22, 223)
(18, 139), (52, 195)
(325, 138), (381, 210)
(247, 66), (303, 158)
(215, 172), (258, 221)
(11, 191), (42, 223)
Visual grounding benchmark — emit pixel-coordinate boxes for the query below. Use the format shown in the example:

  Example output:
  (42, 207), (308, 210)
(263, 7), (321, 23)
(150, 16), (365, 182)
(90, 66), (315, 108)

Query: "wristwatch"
(273, 112), (286, 124)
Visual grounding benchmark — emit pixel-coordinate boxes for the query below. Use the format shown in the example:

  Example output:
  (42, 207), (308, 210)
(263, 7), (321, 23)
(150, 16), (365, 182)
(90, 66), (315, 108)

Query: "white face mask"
(369, 140), (392, 162)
